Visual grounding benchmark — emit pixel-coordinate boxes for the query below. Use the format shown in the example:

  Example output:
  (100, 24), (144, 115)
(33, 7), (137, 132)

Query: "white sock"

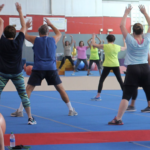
(66, 102), (73, 111)
(18, 103), (24, 112)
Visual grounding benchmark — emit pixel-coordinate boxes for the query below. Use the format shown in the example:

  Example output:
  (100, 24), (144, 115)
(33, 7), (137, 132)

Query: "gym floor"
(2, 72), (150, 150)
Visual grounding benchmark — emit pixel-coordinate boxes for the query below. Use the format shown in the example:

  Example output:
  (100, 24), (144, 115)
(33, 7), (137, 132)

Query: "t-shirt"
(103, 44), (121, 67)
(76, 46), (88, 59)
(90, 46), (99, 60)
(33, 36), (57, 70)
(0, 32), (25, 74)
(124, 33), (150, 65)
(64, 45), (71, 56)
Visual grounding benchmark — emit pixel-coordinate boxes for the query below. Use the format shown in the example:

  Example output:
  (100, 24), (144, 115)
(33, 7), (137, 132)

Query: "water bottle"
(10, 132), (15, 147)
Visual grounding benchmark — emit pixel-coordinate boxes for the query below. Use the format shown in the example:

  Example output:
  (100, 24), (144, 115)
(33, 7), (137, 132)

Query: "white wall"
(0, 0), (26, 16)
(52, 0), (103, 17)
(27, 0), (51, 15)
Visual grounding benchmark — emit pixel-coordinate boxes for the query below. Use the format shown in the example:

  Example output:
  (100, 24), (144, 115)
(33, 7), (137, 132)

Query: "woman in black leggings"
(91, 34), (127, 100)
(109, 5), (150, 125)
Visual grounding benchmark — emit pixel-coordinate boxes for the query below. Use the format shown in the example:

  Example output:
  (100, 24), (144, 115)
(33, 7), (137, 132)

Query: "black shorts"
(124, 63), (150, 87)
(28, 70), (62, 86)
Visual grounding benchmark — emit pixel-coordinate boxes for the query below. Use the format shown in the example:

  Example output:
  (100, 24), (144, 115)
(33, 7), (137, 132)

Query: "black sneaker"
(141, 107), (150, 113)
(126, 106), (136, 112)
(108, 117), (123, 125)
(28, 117), (37, 125)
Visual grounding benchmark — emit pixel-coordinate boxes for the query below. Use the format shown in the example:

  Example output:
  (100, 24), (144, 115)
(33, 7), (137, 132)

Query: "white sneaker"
(68, 108), (78, 116)
(72, 72), (75, 76)
(11, 109), (23, 117)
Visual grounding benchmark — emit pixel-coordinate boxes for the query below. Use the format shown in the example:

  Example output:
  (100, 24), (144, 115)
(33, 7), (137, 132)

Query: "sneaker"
(72, 72), (75, 76)
(28, 117), (37, 125)
(141, 107), (150, 113)
(91, 96), (102, 101)
(108, 117), (124, 125)
(68, 108), (78, 116)
(11, 109), (23, 117)
(126, 106), (136, 112)
(87, 72), (92, 76)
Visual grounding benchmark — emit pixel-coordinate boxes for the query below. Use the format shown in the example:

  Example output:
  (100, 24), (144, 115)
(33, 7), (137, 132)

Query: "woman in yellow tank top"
(87, 35), (102, 76)
(91, 34), (127, 100)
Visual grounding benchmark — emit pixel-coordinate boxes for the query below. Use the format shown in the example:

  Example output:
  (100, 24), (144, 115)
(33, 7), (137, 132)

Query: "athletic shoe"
(68, 108), (78, 116)
(91, 96), (102, 101)
(141, 107), (150, 113)
(28, 117), (37, 125)
(87, 72), (92, 76)
(126, 106), (136, 112)
(108, 117), (124, 125)
(72, 72), (75, 76)
(11, 109), (23, 117)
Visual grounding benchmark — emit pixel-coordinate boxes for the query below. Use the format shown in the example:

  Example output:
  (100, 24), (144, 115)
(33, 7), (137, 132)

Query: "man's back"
(33, 36), (57, 71)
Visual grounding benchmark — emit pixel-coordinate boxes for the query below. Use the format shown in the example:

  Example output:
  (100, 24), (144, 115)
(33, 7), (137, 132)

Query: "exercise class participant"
(72, 41), (90, 75)
(87, 35), (102, 76)
(109, 5), (150, 125)
(58, 35), (75, 71)
(91, 34), (127, 100)
(0, 3), (36, 125)
(11, 18), (78, 117)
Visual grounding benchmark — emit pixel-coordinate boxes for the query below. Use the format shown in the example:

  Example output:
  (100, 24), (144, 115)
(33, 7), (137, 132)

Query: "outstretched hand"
(139, 5), (146, 15)
(124, 5), (132, 15)
(0, 4), (4, 12)
(15, 2), (22, 13)
(26, 19), (32, 29)
(44, 18), (52, 26)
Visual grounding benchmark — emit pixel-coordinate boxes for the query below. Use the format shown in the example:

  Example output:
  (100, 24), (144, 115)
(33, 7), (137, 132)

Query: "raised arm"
(70, 35), (73, 45)
(25, 20), (36, 44)
(92, 34), (103, 49)
(15, 2), (26, 35)
(120, 6), (132, 39)
(0, 4), (4, 38)
(139, 5), (150, 33)
(44, 18), (62, 44)
(96, 35), (101, 44)
(121, 38), (127, 51)
(0, 18), (3, 38)
(74, 41), (76, 49)
(87, 38), (92, 47)
(62, 35), (65, 46)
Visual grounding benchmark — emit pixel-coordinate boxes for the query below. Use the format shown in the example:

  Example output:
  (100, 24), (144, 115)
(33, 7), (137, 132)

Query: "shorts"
(28, 70), (62, 86)
(124, 63), (150, 87)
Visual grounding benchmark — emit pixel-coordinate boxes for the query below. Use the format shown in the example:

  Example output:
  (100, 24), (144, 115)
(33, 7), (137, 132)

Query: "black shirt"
(0, 32), (25, 74)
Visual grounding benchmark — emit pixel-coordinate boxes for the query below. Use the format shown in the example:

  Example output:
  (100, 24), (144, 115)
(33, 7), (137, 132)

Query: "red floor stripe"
(4, 130), (150, 146)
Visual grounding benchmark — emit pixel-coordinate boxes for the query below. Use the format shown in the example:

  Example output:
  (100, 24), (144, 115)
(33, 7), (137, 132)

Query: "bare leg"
(116, 99), (129, 120)
(55, 83), (70, 103)
(26, 84), (35, 99)
(0, 127), (4, 150)
(130, 100), (136, 107)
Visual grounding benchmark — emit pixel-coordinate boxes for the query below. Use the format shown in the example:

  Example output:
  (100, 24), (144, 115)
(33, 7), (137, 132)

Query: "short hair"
(4, 25), (16, 39)
(106, 34), (115, 42)
(79, 41), (84, 46)
(38, 24), (49, 35)
(133, 23), (143, 35)
(65, 41), (70, 46)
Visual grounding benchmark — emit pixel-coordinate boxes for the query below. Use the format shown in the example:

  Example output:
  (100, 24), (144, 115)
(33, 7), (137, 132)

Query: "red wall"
(0, 15), (131, 34)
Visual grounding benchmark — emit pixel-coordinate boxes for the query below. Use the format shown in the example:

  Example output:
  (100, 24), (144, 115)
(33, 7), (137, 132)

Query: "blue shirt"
(0, 32), (24, 74)
(33, 36), (57, 70)
(124, 33), (150, 65)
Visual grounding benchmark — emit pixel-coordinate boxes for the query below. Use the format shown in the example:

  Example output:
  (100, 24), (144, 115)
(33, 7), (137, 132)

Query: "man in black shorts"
(11, 18), (78, 117)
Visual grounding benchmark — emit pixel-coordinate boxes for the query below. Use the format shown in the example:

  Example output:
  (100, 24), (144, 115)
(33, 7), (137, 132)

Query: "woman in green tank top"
(87, 35), (102, 76)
